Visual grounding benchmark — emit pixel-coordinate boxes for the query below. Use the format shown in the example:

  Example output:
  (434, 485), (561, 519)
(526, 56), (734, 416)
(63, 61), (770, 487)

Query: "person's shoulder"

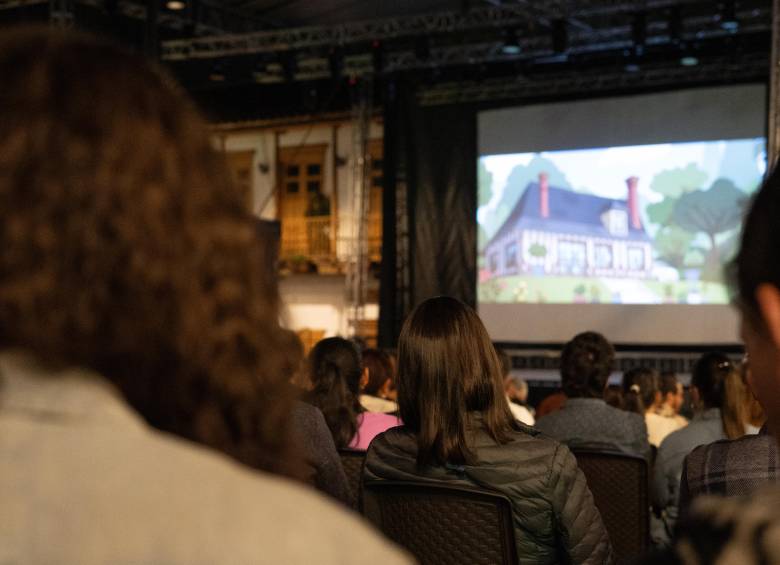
(665, 486), (780, 565)
(145, 430), (410, 563)
(363, 411), (402, 425)
(657, 421), (694, 452)
(605, 403), (643, 424)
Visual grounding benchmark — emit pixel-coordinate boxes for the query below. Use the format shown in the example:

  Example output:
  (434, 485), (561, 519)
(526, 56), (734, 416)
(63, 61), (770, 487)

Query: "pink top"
(349, 412), (401, 451)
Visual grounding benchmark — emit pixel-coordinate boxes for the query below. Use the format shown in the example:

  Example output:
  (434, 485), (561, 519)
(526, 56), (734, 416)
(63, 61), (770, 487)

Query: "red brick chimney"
(626, 176), (641, 229)
(539, 172), (549, 218)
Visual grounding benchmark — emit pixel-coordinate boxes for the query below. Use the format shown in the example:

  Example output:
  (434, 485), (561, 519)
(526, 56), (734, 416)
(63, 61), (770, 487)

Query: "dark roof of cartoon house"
(486, 173), (651, 247)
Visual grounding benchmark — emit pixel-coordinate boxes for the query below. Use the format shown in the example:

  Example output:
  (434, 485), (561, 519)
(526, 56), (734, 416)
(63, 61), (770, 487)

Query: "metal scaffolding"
(160, 0), (771, 63)
(345, 77), (373, 339)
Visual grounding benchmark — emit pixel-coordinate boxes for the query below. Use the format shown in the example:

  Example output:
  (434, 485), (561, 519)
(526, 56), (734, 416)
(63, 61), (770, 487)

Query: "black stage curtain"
(379, 81), (477, 347)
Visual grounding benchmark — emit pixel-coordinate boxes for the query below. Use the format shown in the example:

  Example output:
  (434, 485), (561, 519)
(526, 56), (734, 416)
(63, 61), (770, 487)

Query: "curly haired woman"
(0, 26), (407, 565)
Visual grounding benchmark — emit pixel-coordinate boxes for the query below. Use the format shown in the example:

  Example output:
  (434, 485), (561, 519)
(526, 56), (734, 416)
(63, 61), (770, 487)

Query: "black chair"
(571, 449), (649, 563)
(338, 449), (365, 509)
(362, 480), (518, 565)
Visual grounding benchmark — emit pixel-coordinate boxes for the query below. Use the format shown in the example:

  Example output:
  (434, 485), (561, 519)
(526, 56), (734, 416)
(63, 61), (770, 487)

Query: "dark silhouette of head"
(692, 352), (745, 439)
(0, 27), (295, 473)
(306, 337), (364, 448)
(560, 332), (615, 398)
(621, 367), (660, 414)
(361, 348), (394, 397)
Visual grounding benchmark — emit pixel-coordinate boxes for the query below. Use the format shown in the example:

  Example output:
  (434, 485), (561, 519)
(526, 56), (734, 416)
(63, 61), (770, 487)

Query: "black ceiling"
(220, 0), (466, 28)
(0, 0), (772, 122)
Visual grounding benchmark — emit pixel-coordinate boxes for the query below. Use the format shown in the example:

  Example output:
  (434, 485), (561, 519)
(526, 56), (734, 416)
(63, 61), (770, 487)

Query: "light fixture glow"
(166, 1), (186, 10)
(680, 55), (699, 66)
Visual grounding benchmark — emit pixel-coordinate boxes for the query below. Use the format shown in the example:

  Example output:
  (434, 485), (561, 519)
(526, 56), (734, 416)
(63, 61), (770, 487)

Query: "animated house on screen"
(483, 172), (653, 286)
(477, 142), (760, 306)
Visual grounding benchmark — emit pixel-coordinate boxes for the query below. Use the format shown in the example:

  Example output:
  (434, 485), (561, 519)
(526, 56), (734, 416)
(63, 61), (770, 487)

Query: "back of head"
(398, 296), (516, 467)
(692, 352), (745, 439)
(361, 348), (394, 397)
(560, 332), (615, 398)
(622, 367), (660, 414)
(732, 165), (780, 328)
(0, 27), (292, 471)
(306, 337), (363, 448)
(659, 372), (680, 397)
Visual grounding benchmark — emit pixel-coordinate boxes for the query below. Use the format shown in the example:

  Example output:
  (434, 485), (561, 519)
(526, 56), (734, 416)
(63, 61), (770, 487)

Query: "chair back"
(363, 480), (518, 565)
(572, 449), (649, 562)
(338, 449), (365, 509)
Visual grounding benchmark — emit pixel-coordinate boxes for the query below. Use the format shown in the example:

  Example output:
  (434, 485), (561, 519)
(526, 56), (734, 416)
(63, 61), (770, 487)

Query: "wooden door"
(278, 145), (328, 260)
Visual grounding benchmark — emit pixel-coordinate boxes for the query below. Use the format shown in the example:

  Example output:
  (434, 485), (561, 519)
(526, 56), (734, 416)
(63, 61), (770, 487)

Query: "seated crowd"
(4, 25), (780, 565)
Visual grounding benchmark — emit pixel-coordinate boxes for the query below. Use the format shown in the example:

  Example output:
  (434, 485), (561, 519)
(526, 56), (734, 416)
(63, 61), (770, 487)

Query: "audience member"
(536, 389), (567, 417)
(0, 27), (407, 564)
(305, 337), (400, 450)
(645, 162), (780, 565)
(677, 354), (776, 517)
(363, 297), (612, 563)
(279, 330), (352, 504)
(742, 360), (766, 434)
(623, 367), (684, 447)
(360, 348), (399, 413)
(536, 332), (651, 459)
(281, 328), (309, 390)
(604, 384), (623, 409)
(496, 347), (535, 425)
(658, 372), (689, 427)
(652, 352), (746, 541)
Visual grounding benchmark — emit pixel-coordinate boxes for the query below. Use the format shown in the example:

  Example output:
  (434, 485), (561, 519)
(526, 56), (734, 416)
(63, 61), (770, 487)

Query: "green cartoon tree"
(647, 163), (708, 226)
(672, 178), (746, 279)
(654, 226), (695, 271)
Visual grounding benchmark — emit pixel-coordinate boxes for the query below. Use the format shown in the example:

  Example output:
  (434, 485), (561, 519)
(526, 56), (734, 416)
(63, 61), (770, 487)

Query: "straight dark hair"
(621, 367), (659, 414)
(305, 337), (364, 448)
(397, 296), (519, 467)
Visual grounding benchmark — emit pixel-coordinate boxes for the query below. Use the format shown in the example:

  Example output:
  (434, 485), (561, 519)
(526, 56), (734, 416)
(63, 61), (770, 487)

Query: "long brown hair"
(0, 27), (294, 473)
(397, 296), (519, 467)
(305, 337), (364, 448)
(692, 353), (745, 440)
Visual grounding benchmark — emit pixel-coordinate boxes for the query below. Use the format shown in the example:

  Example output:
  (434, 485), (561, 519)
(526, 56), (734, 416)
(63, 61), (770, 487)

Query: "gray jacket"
(363, 420), (613, 565)
(535, 397), (651, 460)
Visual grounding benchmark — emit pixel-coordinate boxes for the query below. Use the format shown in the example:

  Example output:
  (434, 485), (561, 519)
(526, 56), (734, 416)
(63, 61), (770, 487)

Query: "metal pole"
(769, 0), (780, 172)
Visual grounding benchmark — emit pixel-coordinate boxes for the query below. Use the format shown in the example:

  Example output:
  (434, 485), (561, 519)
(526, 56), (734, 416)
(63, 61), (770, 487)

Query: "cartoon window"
(505, 242), (518, 269)
(628, 246), (645, 270)
(595, 244), (612, 269)
(558, 240), (586, 274)
(604, 209), (628, 237)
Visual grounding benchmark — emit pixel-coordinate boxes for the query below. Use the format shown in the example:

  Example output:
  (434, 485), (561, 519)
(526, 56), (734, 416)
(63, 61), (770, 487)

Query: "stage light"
(166, 0), (186, 10)
(501, 29), (521, 55)
(720, 0), (739, 31)
(680, 55), (699, 66)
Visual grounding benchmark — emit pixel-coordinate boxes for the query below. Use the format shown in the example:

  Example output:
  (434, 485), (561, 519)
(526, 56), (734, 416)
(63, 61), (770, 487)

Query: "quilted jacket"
(363, 419), (613, 565)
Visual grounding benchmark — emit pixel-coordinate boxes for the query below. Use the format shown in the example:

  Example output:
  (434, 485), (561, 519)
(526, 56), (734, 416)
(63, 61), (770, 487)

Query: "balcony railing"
(281, 213), (383, 263)
(281, 215), (333, 259)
